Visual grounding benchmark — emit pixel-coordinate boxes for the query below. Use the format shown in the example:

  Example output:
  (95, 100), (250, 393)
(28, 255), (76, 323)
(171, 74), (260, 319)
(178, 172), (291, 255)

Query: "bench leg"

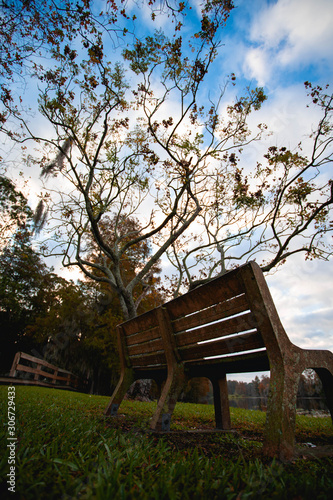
(263, 365), (300, 460)
(104, 368), (134, 417)
(150, 365), (187, 432)
(211, 375), (231, 430)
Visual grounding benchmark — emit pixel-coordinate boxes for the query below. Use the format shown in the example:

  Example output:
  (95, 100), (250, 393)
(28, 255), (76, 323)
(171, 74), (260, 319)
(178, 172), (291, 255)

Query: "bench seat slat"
(174, 312), (257, 346)
(166, 273), (245, 319)
(171, 294), (250, 333)
(178, 331), (265, 362)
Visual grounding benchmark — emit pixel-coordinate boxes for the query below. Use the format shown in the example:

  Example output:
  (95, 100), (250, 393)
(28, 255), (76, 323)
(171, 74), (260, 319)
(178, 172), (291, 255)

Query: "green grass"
(1, 386), (332, 499)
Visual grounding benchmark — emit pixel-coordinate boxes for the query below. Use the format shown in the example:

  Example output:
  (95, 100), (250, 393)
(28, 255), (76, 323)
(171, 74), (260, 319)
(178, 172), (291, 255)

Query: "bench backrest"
(119, 261), (290, 370)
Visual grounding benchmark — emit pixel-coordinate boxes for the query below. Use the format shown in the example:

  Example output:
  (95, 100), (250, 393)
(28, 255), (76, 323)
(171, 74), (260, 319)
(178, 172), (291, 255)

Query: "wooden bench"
(3, 352), (82, 391)
(105, 261), (333, 460)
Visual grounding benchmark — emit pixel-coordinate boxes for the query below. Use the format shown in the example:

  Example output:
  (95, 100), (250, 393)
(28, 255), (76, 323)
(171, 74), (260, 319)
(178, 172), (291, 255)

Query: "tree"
(84, 214), (164, 313)
(0, 0), (218, 130)
(0, 228), (54, 371)
(79, 215), (166, 393)
(1, 2), (332, 320)
(166, 84), (333, 290)
(6, 0), (262, 319)
(0, 0), (135, 130)
(0, 174), (34, 249)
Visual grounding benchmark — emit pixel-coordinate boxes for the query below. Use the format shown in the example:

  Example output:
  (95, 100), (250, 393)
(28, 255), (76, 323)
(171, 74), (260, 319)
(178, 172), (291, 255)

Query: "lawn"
(1, 385), (332, 499)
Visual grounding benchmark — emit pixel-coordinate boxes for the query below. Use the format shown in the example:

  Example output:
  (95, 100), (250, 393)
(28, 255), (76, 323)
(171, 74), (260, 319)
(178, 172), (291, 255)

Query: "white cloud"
(228, 252), (333, 383)
(244, 47), (271, 86)
(267, 255), (333, 351)
(243, 0), (333, 86)
(256, 84), (320, 139)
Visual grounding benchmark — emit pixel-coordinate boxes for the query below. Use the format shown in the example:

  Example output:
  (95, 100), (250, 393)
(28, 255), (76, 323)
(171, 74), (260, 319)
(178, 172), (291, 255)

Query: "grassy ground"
(1, 386), (332, 499)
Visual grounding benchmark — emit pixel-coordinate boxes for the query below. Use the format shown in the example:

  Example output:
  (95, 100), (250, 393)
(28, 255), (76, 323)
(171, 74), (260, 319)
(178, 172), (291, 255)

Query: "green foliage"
(123, 33), (167, 75)
(0, 387), (332, 499)
(0, 234), (54, 370)
(0, 238), (119, 391)
(0, 175), (33, 247)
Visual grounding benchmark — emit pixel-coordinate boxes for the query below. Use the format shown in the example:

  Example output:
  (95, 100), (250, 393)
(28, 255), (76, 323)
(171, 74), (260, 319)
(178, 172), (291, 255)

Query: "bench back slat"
(122, 309), (159, 336)
(177, 331), (265, 362)
(127, 338), (164, 356)
(130, 351), (166, 368)
(126, 325), (161, 347)
(171, 294), (250, 333)
(166, 272), (245, 319)
(173, 311), (257, 347)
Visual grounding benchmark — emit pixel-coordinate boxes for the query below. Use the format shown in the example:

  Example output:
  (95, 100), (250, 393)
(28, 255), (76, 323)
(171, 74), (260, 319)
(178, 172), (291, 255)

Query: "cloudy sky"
(208, 0), (333, 380)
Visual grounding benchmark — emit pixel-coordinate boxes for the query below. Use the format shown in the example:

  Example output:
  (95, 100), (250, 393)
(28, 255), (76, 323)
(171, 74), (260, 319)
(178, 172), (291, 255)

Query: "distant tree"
(247, 376), (260, 398)
(227, 372), (327, 413)
(0, 230), (52, 371)
(298, 369), (323, 399)
(0, 174), (33, 249)
(257, 375), (270, 407)
(226, 379), (237, 396)
(0, 234), (120, 393)
(29, 277), (121, 394)
(180, 377), (211, 404)
(84, 214), (164, 315)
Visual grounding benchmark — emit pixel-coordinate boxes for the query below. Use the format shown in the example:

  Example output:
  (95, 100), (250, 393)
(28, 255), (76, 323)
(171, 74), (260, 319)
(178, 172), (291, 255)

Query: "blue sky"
(221, 0), (333, 87)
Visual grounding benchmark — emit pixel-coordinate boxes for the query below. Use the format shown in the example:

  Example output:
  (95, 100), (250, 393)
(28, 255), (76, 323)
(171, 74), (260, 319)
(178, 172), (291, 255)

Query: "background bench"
(0, 352), (82, 391)
(105, 261), (333, 460)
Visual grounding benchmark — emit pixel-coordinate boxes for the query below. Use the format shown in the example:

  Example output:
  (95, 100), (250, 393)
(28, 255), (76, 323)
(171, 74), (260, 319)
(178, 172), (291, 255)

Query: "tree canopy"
(0, 174), (34, 249)
(0, 1), (332, 321)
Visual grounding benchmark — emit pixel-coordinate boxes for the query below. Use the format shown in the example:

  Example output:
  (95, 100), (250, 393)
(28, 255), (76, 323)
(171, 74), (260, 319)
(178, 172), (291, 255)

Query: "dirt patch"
(105, 416), (333, 461)
(295, 444), (333, 459)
